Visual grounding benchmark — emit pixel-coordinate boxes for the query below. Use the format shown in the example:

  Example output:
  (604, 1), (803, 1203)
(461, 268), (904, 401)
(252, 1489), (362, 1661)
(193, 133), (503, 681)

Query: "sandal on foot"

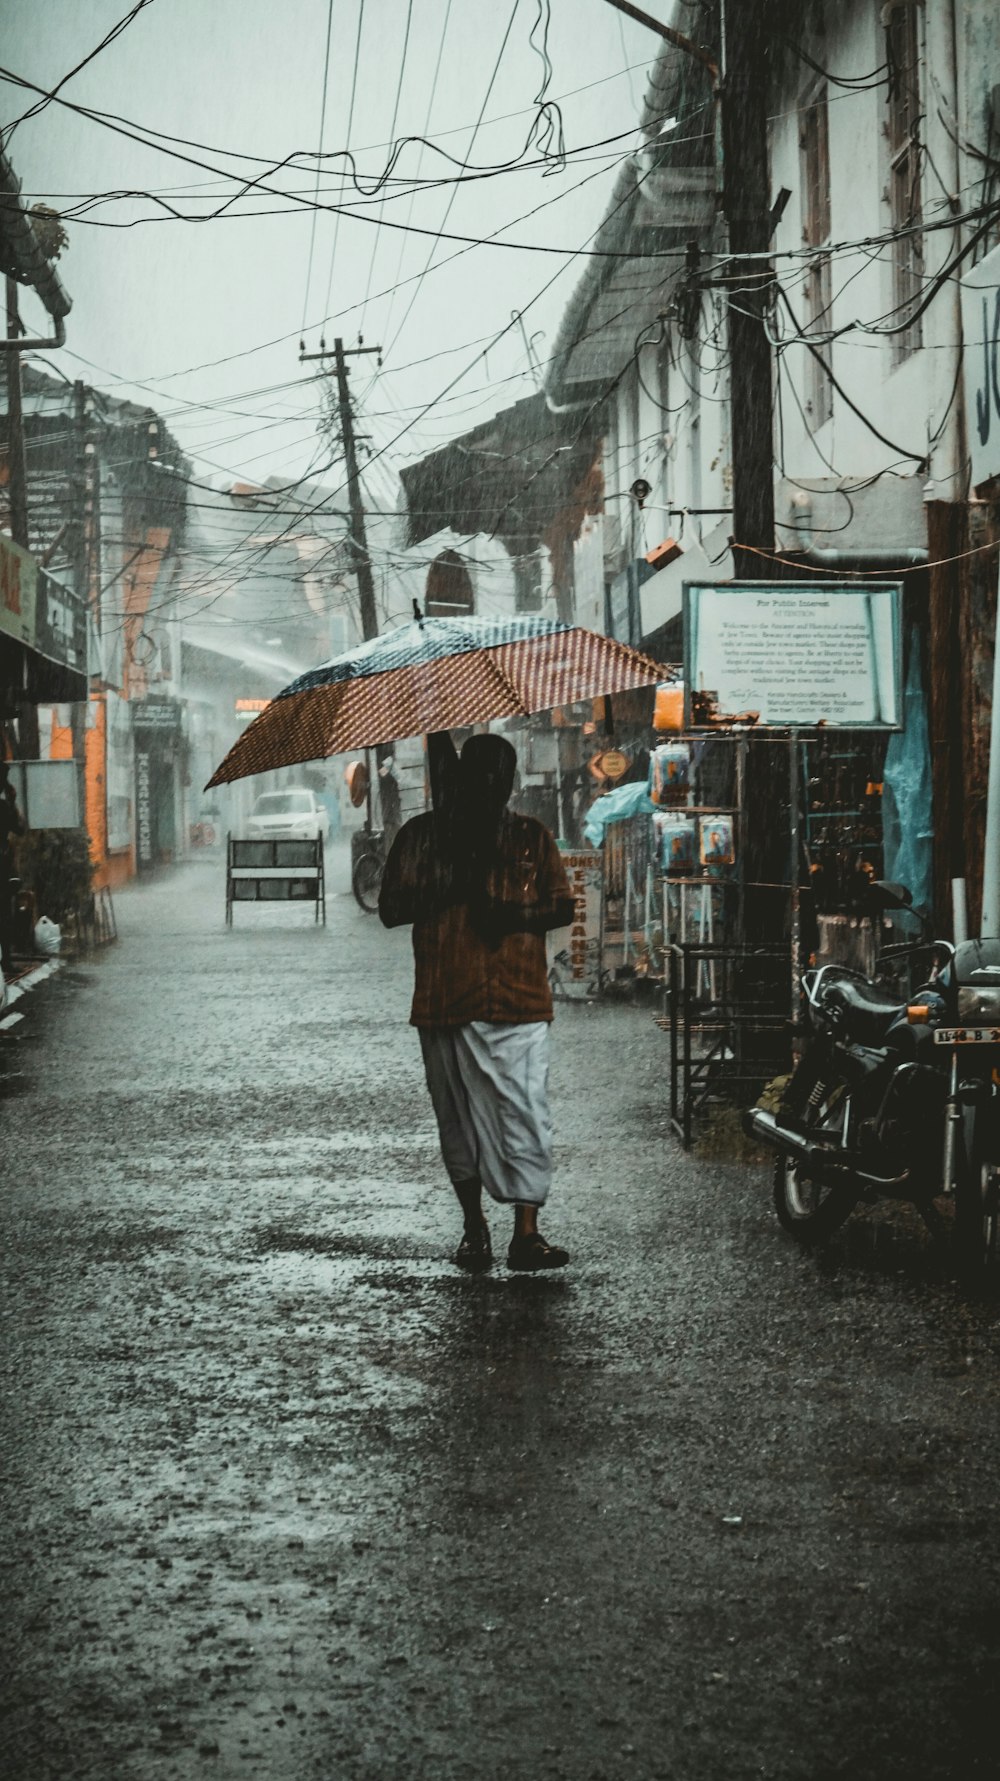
(507, 1233), (569, 1272)
(455, 1217), (492, 1272)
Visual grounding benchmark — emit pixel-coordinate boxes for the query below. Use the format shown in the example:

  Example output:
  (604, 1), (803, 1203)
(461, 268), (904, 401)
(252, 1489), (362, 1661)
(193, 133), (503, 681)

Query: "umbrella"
(206, 613), (667, 788)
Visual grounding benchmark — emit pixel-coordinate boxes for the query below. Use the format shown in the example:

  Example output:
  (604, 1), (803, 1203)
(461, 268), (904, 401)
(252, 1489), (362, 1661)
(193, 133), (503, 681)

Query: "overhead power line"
(3, 0), (158, 140)
(381, 0), (522, 361)
(358, 0), (413, 336)
(300, 0), (336, 335)
(321, 0), (366, 321)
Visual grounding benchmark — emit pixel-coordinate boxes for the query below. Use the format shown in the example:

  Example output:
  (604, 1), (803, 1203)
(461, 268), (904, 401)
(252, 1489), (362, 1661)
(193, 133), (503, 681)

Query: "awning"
(400, 392), (603, 548)
(399, 391), (605, 621)
(544, 14), (717, 403)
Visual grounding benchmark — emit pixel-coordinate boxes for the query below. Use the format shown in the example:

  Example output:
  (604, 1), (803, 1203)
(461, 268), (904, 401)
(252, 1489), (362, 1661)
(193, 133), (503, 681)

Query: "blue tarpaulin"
(882, 628), (933, 914)
(583, 782), (657, 848)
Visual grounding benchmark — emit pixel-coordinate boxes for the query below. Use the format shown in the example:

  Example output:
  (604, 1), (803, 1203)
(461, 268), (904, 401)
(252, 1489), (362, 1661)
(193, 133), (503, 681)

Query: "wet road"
(2, 846), (999, 1780)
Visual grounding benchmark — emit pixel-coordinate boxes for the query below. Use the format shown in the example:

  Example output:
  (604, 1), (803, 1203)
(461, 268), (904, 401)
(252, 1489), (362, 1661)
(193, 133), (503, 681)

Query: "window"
(425, 548), (474, 616)
(886, 1), (923, 361)
(800, 85), (832, 430)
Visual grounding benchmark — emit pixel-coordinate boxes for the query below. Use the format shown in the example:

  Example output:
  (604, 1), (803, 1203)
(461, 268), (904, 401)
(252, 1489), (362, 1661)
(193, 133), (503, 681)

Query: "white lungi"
(419, 1022), (553, 1206)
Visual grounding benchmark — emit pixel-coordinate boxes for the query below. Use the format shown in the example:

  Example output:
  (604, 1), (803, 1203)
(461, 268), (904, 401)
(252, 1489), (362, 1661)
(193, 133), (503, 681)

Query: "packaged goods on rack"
(802, 733), (886, 915)
(653, 682), (685, 732)
(649, 742), (690, 805)
(656, 812), (698, 871)
(699, 813), (735, 867)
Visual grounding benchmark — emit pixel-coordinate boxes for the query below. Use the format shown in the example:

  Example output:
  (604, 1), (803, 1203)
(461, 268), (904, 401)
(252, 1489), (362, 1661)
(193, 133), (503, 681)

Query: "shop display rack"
(667, 942), (792, 1149)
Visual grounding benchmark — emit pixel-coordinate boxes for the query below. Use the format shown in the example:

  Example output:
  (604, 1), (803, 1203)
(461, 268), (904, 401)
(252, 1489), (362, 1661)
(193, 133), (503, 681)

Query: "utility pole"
(71, 380), (95, 825)
(299, 335), (383, 833)
(719, 0), (775, 577)
(5, 275), (39, 758)
(300, 336), (381, 643)
(5, 278), (29, 550)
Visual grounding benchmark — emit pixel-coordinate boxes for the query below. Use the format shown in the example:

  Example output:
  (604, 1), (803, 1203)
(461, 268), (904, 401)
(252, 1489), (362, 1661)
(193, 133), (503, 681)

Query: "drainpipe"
(0, 310), (66, 353)
(782, 494), (929, 567)
(801, 546), (929, 568)
(0, 146), (71, 353)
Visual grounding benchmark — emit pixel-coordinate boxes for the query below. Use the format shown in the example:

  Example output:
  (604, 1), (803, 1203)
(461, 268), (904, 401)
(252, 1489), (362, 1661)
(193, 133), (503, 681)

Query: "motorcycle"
(743, 882), (1000, 1279)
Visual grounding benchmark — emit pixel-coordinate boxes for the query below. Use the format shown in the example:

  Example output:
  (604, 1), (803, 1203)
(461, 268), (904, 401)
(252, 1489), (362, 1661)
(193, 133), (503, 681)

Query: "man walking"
(379, 733), (574, 1272)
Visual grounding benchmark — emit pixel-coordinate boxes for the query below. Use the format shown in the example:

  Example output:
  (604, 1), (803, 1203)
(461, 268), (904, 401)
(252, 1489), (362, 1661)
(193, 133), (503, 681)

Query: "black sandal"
(455, 1217), (492, 1272)
(507, 1232), (569, 1272)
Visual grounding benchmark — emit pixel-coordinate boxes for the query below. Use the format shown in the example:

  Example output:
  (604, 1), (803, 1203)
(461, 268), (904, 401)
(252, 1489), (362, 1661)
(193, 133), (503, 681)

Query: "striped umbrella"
(207, 613), (665, 788)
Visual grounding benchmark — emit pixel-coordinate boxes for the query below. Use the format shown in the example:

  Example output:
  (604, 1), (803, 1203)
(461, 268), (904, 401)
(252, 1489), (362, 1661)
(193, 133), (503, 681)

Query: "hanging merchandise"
(699, 813), (735, 867)
(653, 682), (685, 732)
(649, 742), (690, 805)
(882, 628), (933, 913)
(660, 813), (698, 871)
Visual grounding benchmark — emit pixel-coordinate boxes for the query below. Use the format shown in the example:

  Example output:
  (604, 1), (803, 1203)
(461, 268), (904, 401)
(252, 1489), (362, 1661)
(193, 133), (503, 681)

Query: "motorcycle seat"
(821, 976), (908, 1044)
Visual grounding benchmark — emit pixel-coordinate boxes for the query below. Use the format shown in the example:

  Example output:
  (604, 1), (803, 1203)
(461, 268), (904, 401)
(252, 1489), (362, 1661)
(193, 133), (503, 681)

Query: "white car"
(246, 789), (330, 843)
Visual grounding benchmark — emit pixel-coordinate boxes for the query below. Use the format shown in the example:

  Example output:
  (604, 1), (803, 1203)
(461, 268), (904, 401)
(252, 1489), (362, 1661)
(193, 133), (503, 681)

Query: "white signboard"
(961, 241), (1000, 492)
(8, 760), (81, 830)
(683, 582), (902, 728)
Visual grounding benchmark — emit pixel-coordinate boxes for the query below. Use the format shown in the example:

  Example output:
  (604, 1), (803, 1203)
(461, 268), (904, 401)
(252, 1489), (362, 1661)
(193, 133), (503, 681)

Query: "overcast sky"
(2, 0), (669, 512)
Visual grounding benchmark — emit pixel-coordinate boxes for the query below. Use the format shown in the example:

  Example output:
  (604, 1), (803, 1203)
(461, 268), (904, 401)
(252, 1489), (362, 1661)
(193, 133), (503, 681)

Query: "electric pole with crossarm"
(300, 335), (381, 644)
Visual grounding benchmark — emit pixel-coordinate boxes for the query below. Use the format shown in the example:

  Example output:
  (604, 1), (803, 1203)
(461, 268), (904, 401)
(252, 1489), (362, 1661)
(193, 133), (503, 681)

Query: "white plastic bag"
(34, 916), (61, 957)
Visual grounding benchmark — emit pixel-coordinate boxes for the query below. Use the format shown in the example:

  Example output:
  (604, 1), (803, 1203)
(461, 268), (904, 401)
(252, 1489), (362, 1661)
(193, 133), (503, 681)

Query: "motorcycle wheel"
(954, 1110), (1000, 1282)
(351, 851), (383, 914)
(772, 1086), (857, 1244)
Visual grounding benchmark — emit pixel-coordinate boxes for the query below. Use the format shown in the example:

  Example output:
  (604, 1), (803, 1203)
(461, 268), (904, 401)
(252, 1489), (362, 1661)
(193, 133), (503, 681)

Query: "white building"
(541, 0), (1000, 920)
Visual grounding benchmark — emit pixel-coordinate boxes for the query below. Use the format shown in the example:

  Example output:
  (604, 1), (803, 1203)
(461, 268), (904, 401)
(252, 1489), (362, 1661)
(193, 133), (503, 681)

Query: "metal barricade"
(668, 942), (792, 1147)
(226, 837), (326, 926)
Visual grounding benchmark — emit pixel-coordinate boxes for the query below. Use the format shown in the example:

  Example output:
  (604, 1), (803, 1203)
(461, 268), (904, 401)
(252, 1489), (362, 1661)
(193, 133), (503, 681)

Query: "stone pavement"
(2, 844), (999, 1780)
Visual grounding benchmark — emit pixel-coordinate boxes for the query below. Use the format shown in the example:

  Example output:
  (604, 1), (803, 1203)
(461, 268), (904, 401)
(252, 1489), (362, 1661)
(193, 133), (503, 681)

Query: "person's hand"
(469, 890), (538, 946)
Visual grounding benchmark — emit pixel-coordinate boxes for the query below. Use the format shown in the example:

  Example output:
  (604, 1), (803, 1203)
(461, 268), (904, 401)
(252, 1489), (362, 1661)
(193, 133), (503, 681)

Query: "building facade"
(539, 0), (1000, 930)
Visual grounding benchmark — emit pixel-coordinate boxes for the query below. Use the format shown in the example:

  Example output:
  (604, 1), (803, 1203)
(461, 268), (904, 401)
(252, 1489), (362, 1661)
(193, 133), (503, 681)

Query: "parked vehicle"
(743, 882), (1000, 1280)
(246, 789), (330, 843)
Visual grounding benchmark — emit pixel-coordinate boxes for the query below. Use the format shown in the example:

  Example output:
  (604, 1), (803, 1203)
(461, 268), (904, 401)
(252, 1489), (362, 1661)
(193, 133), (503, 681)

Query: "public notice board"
(683, 581), (902, 729)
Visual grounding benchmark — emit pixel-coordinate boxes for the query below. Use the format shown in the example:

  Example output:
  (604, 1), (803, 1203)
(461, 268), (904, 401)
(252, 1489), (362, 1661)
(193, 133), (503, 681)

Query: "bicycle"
(351, 827), (386, 914)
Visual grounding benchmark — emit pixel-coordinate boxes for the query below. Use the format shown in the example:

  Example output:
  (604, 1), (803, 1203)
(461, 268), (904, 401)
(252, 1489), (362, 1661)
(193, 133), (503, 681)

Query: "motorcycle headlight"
(957, 984), (1000, 1021)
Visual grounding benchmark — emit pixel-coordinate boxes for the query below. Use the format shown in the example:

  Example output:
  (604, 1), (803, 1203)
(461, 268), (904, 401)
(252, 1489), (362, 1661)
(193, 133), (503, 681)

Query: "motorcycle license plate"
(933, 1027), (1000, 1045)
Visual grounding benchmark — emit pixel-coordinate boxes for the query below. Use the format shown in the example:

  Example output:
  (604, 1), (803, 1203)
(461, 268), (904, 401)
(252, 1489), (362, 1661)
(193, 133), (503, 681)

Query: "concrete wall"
(767, 0), (968, 542)
(592, 0), (998, 595)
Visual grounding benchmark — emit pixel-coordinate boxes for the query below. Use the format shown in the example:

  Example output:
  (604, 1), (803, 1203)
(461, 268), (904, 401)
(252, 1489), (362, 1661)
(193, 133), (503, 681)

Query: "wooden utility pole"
(5, 275), (39, 757)
(71, 380), (94, 818)
(301, 335), (381, 643)
(720, 0), (775, 577)
(5, 277), (29, 550)
(332, 337), (380, 643)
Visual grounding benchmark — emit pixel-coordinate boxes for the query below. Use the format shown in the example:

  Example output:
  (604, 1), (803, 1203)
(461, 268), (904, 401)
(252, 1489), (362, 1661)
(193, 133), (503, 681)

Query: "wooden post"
(6, 276), (38, 758)
(721, 0), (775, 577)
(925, 500), (969, 931)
